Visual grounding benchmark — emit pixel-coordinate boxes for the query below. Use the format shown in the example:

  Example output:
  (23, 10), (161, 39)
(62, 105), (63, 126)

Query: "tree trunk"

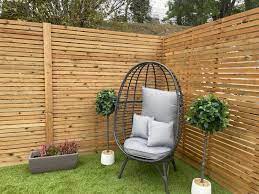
(219, 0), (236, 18)
(201, 132), (209, 183)
(124, 0), (130, 22)
(106, 115), (110, 150)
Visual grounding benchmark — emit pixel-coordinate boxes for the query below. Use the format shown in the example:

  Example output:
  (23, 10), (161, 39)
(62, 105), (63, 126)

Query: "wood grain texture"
(0, 19), (46, 166)
(0, 19), (163, 167)
(164, 7), (259, 194)
(0, 8), (258, 194)
(43, 23), (53, 144)
(50, 24), (163, 154)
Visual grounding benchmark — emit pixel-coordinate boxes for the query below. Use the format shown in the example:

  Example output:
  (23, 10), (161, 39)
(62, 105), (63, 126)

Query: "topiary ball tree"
(186, 94), (229, 183)
(96, 89), (116, 150)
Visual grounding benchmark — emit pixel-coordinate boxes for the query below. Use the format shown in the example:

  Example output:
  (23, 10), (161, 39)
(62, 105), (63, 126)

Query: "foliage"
(96, 89), (116, 116)
(166, 0), (218, 26)
(216, 0), (244, 19)
(39, 145), (47, 157)
(0, 0), (105, 28)
(102, 0), (127, 18)
(245, 0), (259, 10)
(130, 0), (151, 23)
(166, 0), (258, 26)
(39, 141), (78, 157)
(186, 94), (229, 134)
(103, 0), (130, 22)
(186, 94), (230, 182)
(107, 0), (151, 23)
(96, 89), (116, 150)
(0, 0), (152, 25)
(99, 20), (189, 35)
(40, 144), (59, 157)
(59, 141), (78, 155)
(0, 0), (257, 27)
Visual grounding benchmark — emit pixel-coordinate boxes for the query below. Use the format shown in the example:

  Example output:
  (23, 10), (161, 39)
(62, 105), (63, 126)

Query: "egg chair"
(113, 61), (183, 194)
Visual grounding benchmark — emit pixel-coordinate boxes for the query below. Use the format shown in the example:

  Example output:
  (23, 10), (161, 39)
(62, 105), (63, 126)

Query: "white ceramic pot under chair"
(101, 150), (115, 165)
(191, 178), (211, 194)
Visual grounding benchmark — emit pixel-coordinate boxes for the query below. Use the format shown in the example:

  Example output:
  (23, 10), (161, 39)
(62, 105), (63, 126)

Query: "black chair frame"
(113, 61), (184, 194)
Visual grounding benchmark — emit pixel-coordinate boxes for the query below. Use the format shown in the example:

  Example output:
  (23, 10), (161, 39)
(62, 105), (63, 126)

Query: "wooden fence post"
(43, 23), (53, 144)
(253, 142), (259, 192)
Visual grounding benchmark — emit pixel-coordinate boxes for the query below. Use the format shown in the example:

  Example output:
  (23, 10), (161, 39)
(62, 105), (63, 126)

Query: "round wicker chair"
(113, 61), (183, 194)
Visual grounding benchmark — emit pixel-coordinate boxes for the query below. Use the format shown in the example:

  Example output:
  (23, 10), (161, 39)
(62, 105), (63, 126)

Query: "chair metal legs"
(161, 158), (176, 193)
(162, 162), (170, 194)
(154, 161), (170, 194)
(118, 157), (129, 179)
(118, 157), (175, 194)
(171, 158), (176, 171)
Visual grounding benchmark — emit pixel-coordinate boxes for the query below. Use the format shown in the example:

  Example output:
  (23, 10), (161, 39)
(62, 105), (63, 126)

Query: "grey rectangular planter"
(29, 151), (78, 174)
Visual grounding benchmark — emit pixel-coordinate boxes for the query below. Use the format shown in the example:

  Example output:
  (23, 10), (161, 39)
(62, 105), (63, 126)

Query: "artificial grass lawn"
(0, 153), (230, 194)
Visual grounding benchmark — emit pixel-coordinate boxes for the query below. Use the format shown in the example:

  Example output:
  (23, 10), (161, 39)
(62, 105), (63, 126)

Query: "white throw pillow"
(147, 119), (174, 148)
(131, 113), (154, 139)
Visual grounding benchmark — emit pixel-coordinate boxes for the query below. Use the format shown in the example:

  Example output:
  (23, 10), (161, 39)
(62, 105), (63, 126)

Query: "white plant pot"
(191, 178), (211, 194)
(101, 150), (115, 165)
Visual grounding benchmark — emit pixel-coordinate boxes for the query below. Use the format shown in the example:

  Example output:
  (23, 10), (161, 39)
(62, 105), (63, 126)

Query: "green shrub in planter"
(186, 94), (229, 182)
(96, 89), (116, 149)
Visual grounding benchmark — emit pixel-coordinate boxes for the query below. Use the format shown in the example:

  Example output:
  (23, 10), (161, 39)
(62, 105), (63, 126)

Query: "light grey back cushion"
(147, 120), (174, 148)
(142, 87), (177, 123)
(131, 113), (153, 139)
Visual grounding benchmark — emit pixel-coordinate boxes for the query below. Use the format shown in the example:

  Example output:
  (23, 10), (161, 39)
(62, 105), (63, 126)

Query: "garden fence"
(0, 7), (258, 193)
(164, 8), (259, 193)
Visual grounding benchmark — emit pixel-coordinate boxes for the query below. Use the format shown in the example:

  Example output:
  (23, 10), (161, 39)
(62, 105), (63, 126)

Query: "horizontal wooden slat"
(0, 8), (258, 194)
(164, 7), (259, 194)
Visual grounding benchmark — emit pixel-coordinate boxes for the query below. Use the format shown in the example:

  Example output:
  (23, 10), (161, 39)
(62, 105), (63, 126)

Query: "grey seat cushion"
(142, 87), (177, 123)
(124, 137), (171, 160)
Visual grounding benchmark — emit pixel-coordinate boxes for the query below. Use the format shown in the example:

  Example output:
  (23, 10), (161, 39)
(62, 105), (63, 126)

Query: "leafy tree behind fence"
(0, 0), (151, 27)
(166, 0), (259, 26)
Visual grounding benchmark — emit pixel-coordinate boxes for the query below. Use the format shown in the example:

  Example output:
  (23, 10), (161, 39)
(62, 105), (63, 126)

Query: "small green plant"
(46, 145), (60, 156)
(186, 94), (229, 183)
(96, 89), (116, 150)
(40, 144), (59, 157)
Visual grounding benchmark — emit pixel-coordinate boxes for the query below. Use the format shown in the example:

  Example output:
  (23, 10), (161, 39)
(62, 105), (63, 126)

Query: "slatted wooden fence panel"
(164, 7), (259, 194)
(0, 8), (258, 194)
(0, 20), (46, 165)
(50, 24), (163, 152)
(0, 19), (163, 166)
